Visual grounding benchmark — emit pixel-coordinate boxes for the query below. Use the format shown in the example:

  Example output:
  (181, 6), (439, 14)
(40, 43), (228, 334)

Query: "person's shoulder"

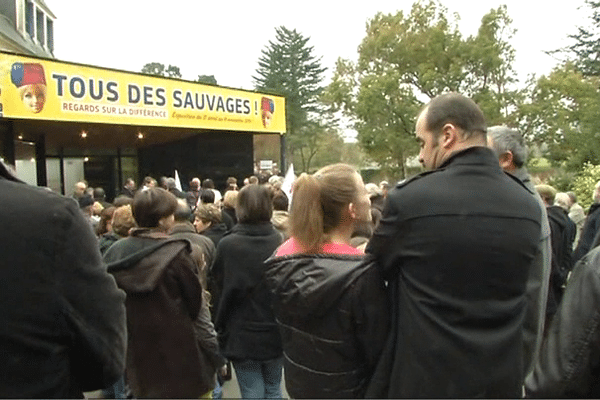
(387, 170), (440, 198)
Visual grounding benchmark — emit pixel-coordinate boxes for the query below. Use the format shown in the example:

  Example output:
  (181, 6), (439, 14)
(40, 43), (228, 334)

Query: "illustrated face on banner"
(11, 62), (47, 113)
(261, 97), (275, 128)
(19, 83), (46, 113)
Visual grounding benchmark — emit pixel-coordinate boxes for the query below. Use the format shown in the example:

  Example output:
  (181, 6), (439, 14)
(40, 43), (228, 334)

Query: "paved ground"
(84, 367), (288, 399)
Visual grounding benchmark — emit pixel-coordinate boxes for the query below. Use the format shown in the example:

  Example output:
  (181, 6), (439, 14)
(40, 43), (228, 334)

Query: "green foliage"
(323, 0), (519, 178)
(517, 63), (600, 170)
(140, 62), (182, 78)
(546, 169), (576, 193)
(197, 75), (217, 85)
(571, 162), (600, 210)
(253, 26), (328, 172)
(562, 0), (600, 77)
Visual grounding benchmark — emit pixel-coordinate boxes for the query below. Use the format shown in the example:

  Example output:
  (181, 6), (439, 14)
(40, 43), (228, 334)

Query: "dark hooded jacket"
(104, 230), (220, 398)
(264, 252), (389, 398)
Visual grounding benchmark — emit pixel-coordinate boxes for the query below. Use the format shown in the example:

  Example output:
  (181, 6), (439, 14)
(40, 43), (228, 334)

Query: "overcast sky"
(45, 0), (588, 91)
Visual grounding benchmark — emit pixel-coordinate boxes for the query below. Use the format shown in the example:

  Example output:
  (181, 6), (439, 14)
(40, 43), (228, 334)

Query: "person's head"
(159, 176), (169, 189)
(487, 126), (528, 173)
(194, 203), (222, 233)
(200, 189), (215, 204)
(272, 189), (289, 212)
(223, 189), (238, 209)
(379, 180), (390, 197)
(567, 191), (578, 206)
(201, 178), (215, 189)
(124, 178), (136, 190)
(93, 187), (106, 202)
(594, 181), (600, 203)
(166, 177), (177, 190)
(174, 199), (193, 223)
(143, 176), (156, 188)
(554, 192), (571, 211)
(248, 176), (259, 185)
(236, 183), (273, 224)
(73, 181), (87, 198)
(226, 176), (237, 186)
(536, 184), (557, 207)
(113, 195), (134, 208)
(190, 177), (201, 190)
(78, 194), (94, 216)
(131, 187), (178, 231)
(97, 206), (116, 236)
(416, 92), (487, 170)
(111, 205), (136, 237)
(92, 201), (104, 217)
(289, 163), (371, 253)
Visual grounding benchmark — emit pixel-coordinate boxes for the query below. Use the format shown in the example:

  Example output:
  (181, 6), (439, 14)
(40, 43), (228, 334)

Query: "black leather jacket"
(264, 253), (389, 398)
(526, 246), (600, 398)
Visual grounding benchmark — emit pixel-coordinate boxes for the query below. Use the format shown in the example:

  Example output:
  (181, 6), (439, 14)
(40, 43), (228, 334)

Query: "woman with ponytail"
(265, 163), (389, 398)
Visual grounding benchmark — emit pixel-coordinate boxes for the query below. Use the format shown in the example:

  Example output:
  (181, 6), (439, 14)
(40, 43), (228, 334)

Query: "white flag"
(281, 164), (295, 209)
(174, 170), (183, 192)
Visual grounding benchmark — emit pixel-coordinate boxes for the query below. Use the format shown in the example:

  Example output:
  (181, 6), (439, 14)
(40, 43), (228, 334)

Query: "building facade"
(0, 0), (55, 58)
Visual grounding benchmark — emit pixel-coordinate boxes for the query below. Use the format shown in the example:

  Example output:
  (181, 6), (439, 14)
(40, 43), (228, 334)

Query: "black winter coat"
(213, 222), (283, 361)
(526, 246), (600, 398)
(0, 168), (126, 398)
(264, 253), (389, 398)
(546, 205), (576, 317)
(366, 147), (542, 398)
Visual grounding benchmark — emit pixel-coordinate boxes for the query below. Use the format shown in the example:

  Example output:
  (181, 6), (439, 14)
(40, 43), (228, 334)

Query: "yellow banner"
(0, 52), (286, 133)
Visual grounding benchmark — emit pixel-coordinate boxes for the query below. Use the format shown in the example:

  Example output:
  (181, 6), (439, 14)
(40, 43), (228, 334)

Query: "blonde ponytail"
(289, 173), (324, 253)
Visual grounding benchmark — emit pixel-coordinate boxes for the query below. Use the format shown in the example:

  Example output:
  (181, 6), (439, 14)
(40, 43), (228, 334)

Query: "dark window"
(36, 9), (44, 43)
(46, 18), (53, 52)
(25, 1), (34, 38)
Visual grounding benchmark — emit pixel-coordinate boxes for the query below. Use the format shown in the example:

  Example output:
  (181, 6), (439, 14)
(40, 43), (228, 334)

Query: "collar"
(439, 146), (502, 170)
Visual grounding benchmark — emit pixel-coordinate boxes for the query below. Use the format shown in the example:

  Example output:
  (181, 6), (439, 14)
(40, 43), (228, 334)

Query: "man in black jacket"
(0, 161), (127, 398)
(536, 185), (576, 325)
(366, 93), (542, 398)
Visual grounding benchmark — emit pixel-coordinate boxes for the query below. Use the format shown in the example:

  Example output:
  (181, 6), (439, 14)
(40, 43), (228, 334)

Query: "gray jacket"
(512, 168), (552, 376)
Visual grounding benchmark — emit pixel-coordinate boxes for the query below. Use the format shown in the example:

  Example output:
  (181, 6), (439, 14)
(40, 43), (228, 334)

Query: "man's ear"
(440, 123), (459, 149)
(499, 151), (514, 170)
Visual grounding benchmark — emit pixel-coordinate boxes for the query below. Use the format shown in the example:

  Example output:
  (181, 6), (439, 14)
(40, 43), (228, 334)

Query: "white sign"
(260, 160), (273, 170)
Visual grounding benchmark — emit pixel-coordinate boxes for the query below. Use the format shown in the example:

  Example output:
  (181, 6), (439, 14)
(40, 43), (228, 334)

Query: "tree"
(518, 63), (600, 170)
(558, 0), (600, 77)
(140, 62), (182, 78)
(323, 0), (519, 178)
(253, 26), (327, 172)
(197, 75), (217, 85)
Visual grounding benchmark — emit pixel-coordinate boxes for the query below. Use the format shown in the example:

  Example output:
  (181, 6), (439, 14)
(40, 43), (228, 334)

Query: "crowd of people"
(3, 92), (600, 398)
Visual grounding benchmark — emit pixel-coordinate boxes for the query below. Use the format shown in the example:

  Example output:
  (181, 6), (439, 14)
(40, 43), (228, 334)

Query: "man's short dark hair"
(236, 184), (273, 224)
(93, 187), (106, 201)
(200, 189), (215, 204)
(201, 179), (215, 189)
(132, 187), (177, 228)
(424, 92), (487, 140)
